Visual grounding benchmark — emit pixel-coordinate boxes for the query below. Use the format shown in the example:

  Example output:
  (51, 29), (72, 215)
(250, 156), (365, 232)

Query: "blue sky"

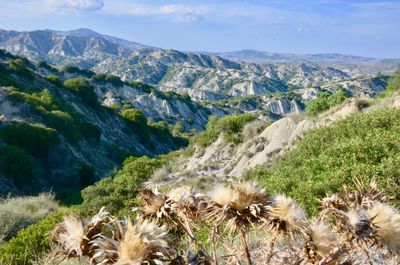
(0, 0), (399, 58)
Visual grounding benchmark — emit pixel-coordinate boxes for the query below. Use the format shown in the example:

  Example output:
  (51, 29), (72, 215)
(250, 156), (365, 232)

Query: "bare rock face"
(153, 99), (369, 186)
(1, 29), (394, 102)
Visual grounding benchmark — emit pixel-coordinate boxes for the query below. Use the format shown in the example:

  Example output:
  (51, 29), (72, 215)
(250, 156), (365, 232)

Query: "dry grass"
(0, 193), (59, 242)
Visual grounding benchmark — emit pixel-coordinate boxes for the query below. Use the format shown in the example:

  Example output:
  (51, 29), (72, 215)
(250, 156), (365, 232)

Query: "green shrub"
(193, 113), (256, 147)
(46, 74), (63, 87)
(380, 68), (400, 97)
(122, 108), (150, 140)
(43, 110), (80, 142)
(81, 156), (165, 216)
(64, 78), (99, 108)
(245, 108), (400, 215)
(0, 145), (35, 186)
(61, 65), (94, 78)
(8, 58), (35, 80)
(0, 194), (59, 242)
(92, 74), (124, 87)
(37, 61), (54, 71)
(127, 81), (153, 94)
(0, 209), (70, 265)
(306, 89), (349, 116)
(7, 89), (58, 111)
(0, 121), (58, 157)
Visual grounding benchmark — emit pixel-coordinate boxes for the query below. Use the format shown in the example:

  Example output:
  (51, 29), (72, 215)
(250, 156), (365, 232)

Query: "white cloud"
(102, 2), (206, 22)
(46, 0), (104, 11)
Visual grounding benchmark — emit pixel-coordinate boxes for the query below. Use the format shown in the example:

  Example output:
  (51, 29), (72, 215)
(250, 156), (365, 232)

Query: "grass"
(0, 194), (59, 243)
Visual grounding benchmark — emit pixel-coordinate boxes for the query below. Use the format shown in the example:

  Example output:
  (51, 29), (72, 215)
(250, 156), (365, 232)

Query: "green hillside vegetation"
(245, 107), (400, 215)
(192, 113), (256, 147)
(305, 89), (350, 115)
(0, 51), (188, 200)
(380, 68), (400, 97)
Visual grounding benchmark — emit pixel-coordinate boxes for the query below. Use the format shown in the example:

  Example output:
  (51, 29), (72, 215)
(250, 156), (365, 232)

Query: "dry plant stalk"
(51, 179), (400, 265)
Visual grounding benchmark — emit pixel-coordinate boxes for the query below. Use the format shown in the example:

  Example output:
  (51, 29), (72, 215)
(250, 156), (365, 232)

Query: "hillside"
(0, 29), (396, 101)
(0, 50), (189, 196)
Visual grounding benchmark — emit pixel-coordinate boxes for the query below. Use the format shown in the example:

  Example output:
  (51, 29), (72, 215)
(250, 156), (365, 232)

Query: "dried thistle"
(52, 207), (110, 259)
(115, 219), (175, 265)
(369, 202), (400, 254)
(266, 195), (307, 236)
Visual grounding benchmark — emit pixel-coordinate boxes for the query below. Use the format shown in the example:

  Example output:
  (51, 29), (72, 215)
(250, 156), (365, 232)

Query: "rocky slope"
(150, 95), (400, 188)
(1, 29), (396, 101)
(0, 50), (188, 195)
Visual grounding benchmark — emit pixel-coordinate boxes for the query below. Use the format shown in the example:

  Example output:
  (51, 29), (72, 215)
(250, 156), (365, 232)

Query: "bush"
(306, 89), (349, 116)
(0, 194), (59, 242)
(0, 121), (58, 157)
(92, 74), (124, 87)
(192, 113), (256, 147)
(0, 209), (70, 265)
(122, 108), (150, 140)
(81, 156), (165, 216)
(7, 89), (58, 111)
(127, 81), (153, 94)
(64, 78), (99, 108)
(61, 65), (94, 78)
(380, 68), (400, 97)
(245, 108), (400, 215)
(0, 145), (35, 186)
(8, 58), (35, 80)
(46, 74), (63, 87)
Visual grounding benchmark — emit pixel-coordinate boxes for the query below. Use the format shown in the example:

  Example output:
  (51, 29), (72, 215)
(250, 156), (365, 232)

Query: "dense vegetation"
(245, 108), (400, 215)
(380, 68), (400, 97)
(80, 155), (166, 216)
(192, 113), (256, 147)
(305, 89), (350, 115)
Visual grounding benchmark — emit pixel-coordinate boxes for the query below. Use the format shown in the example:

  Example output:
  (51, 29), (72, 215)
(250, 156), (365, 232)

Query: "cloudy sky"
(0, 0), (399, 58)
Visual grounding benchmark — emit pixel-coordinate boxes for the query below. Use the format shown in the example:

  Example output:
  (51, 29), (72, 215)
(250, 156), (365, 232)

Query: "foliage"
(80, 156), (166, 216)
(0, 209), (71, 265)
(306, 89), (350, 115)
(64, 78), (99, 108)
(380, 68), (400, 97)
(0, 145), (35, 186)
(92, 74), (124, 87)
(61, 65), (94, 78)
(46, 74), (63, 87)
(121, 108), (150, 140)
(126, 81), (153, 94)
(0, 121), (58, 157)
(192, 113), (256, 147)
(0, 194), (59, 243)
(245, 108), (400, 215)
(8, 58), (35, 80)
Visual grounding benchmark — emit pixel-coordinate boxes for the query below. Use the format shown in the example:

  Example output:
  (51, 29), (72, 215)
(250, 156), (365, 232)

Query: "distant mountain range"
(0, 28), (398, 100)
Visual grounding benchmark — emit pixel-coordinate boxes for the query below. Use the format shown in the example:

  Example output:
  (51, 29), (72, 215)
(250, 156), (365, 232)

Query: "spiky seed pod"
(368, 202), (400, 254)
(90, 219), (127, 264)
(168, 187), (207, 224)
(308, 220), (338, 258)
(115, 219), (175, 265)
(52, 214), (86, 257)
(345, 208), (374, 238)
(208, 182), (268, 211)
(205, 182), (270, 234)
(52, 207), (111, 259)
(138, 188), (170, 219)
(266, 195), (307, 236)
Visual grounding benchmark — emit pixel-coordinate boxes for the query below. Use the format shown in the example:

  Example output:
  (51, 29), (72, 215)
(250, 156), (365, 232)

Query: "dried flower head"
(115, 219), (174, 265)
(267, 195), (307, 235)
(369, 202), (400, 254)
(309, 220), (337, 257)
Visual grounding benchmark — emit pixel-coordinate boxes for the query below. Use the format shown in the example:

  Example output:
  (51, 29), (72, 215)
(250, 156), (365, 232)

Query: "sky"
(0, 0), (399, 58)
